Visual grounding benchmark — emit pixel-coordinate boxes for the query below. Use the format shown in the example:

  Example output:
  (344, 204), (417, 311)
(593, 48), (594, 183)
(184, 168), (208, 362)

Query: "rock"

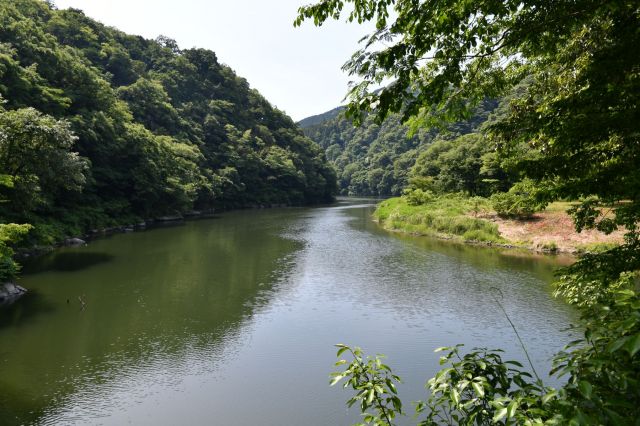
(64, 237), (86, 246)
(184, 210), (201, 218)
(0, 282), (28, 306)
(123, 227), (134, 233)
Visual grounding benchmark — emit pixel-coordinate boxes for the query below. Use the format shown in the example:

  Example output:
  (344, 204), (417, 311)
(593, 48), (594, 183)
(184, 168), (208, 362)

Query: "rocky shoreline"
(13, 209), (218, 262)
(0, 282), (28, 306)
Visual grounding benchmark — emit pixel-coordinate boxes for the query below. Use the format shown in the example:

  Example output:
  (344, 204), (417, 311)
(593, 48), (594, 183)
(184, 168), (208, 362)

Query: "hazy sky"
(52, 0), (373, 121)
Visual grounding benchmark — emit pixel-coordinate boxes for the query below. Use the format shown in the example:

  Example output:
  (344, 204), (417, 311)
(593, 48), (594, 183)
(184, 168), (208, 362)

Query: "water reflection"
(0, 201), (576, 425)
(23, 252), (115, 273)
(0, 293), (56, 329)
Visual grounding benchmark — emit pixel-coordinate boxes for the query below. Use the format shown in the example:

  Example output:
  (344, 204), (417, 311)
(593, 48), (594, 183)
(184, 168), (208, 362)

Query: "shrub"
(402, 188), (436, 206)
(0, 223), (32, 282)
(490, 179), (547, 218)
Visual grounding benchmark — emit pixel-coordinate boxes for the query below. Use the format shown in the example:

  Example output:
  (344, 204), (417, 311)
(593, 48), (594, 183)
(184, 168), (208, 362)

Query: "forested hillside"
(300, 101), (496, 196)
(0, 0), (336, 254)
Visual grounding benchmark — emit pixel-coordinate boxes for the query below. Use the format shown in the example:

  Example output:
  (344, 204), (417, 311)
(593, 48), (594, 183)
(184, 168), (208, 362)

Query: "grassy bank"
(373, 195), (624, 253)
(373, 195), (505, 243)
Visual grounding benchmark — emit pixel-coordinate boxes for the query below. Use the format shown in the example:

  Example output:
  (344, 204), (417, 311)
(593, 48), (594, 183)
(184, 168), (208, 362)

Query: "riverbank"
(13, 203), (309, 262)
(373, 196), (623, 254)
(1, 203), (313, 307)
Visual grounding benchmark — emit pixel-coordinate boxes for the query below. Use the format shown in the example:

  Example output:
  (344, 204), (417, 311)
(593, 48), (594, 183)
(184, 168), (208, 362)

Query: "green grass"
(373, 195), (505, 243)
(574, 242), (620, 254)
(544, 201), (577, 213)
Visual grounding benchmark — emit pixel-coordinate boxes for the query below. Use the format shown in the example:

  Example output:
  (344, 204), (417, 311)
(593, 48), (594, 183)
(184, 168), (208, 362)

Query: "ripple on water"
(2, 199), (576, 426)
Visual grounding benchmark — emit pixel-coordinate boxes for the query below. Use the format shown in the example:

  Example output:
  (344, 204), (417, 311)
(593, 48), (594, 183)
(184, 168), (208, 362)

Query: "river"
(0, 198), (576, 425)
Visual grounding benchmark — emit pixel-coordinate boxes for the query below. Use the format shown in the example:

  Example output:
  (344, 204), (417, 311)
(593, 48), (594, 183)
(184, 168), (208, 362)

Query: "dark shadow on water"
(0, 292), (55, 329)
(22, 252), (114, 274)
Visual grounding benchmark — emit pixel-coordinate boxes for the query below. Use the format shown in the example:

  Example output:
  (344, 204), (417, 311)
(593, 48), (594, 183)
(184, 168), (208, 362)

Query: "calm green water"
(0, 199), (576, 425)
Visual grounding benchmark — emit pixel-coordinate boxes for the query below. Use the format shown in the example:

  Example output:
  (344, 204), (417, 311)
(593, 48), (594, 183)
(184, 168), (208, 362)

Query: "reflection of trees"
(0, 212), (302, 425)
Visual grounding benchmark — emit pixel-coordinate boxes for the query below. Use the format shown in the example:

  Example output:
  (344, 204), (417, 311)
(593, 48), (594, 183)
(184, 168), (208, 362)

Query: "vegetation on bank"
(0, 0), (337, 283)
(297, 0), (640, 423)
(374, 195), (623, 254)
(300, 103), (497, 197)
(373, 195), (504, 244)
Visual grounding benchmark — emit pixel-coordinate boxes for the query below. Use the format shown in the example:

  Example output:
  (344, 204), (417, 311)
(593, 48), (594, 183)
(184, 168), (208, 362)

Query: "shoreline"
(372, 197), (623, 257)
(372, 217), (569, 255)
(3, 202), (329, 307)
(13, 201), (327, 262)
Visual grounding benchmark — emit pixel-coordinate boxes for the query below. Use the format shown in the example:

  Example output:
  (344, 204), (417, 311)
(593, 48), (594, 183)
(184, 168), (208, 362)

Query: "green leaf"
(366, 389), (375, 405)
(506, 400), (518, 419)
(608, 336), (629, 353)
(624, 333), (640, 357)
(542, 390), (557, 404)
(579, 381), (593, 399)
(330, 375), (344, 386)
(472, 381), (485, 398)
(493, 407), (508, 423)
(451, 388), (460, 406)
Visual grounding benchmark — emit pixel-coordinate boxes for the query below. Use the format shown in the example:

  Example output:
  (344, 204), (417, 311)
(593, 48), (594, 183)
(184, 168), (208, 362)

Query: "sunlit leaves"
(0, 223), (31, 282)
(331, 344), (403, 425)
(0, 107), (88, 213)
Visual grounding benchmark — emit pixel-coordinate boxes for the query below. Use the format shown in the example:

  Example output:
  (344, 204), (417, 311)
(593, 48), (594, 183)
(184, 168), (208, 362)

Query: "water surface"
(0, 199), (576, 425)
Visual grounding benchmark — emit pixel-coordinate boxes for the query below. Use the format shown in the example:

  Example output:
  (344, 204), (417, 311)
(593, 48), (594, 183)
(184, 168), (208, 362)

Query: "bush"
(0, 223), (32, 282)
(490, 179), (547, 218)
(402, 188), (436, 206)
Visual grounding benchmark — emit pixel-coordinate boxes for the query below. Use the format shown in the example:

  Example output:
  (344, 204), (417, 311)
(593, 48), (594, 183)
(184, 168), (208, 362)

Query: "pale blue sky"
(52, 0), (372, 121)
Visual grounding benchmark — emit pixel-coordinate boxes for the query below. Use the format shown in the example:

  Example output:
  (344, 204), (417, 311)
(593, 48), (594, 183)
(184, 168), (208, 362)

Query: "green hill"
(0, 0), (336, 243)
(299, 101), (496, 196)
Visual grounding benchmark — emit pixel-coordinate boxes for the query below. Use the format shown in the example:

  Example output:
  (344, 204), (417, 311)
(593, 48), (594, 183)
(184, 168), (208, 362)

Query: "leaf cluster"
(331, 344), (403, 425)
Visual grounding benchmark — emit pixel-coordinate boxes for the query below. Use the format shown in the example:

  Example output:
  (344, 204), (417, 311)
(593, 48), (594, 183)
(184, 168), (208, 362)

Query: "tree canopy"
(300, 100), (496, 196)
(0, 0), (336, 254)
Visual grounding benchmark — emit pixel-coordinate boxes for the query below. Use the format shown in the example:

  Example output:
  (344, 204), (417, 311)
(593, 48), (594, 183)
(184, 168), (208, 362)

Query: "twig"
(490, 287), (543, 384)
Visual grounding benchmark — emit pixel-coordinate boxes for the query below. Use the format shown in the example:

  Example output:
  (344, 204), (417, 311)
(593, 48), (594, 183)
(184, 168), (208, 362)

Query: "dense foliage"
(300, 102), (496, 196)
(0, 223), (31, 282)
(0, 0), (336, 280)
(490, 179), (546, 219)
(409, 133), (511, 197)
(298, 0), (640, 423)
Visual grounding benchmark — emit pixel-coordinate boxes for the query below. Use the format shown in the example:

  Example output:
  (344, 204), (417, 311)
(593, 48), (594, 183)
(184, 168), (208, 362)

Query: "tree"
(0, 107), (88, 218)
(409, 133), (510, 196)
(0, 223), (31, 282)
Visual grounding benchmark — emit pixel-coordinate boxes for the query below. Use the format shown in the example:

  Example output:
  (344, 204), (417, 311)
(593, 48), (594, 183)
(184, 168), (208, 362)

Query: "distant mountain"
(297, 106), (345, 129)
(299, 101), (497, 196)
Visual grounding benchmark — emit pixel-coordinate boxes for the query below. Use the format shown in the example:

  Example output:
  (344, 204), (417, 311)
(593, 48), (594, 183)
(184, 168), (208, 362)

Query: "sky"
(52, 0), (374, 121)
